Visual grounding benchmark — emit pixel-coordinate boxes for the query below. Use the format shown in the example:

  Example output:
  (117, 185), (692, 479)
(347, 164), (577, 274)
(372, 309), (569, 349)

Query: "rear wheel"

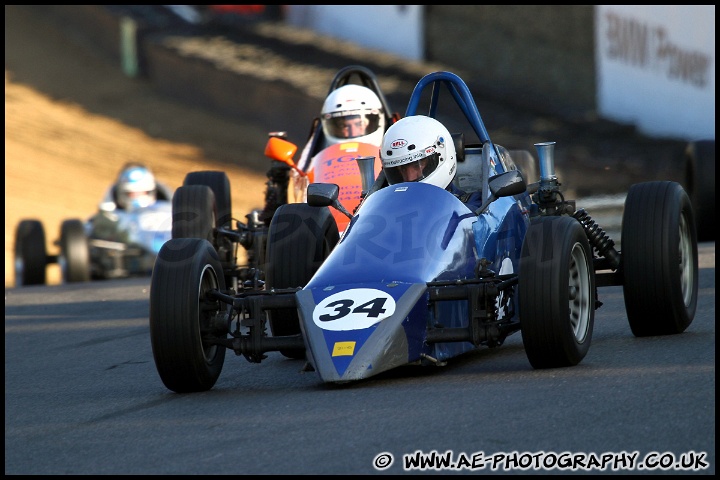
(182, 171), (237, 285)
(621, 181), (698, 336)
(183, 171), (232, 230)
(682, 140), (714, 241)
(172, 185), (216, 242)
(150, 238), (227, 393)
(265, 203), (339, 359)
(59, 219), (90, 283)
(519, 216), (595, 369)
(14, 219), (47, 286)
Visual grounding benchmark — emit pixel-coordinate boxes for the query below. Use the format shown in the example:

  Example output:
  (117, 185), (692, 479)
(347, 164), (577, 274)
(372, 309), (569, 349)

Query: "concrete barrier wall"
(425, 6), (596, 119)
(286, 5), (713, 141)
(285, 5), (598, 120)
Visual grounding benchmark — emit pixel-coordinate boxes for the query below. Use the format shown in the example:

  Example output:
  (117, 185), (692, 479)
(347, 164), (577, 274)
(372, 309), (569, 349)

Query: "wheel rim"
(678, 213), (694, 306)
(14, 257), (24, 286)
(568, 242), (591, 342)
(197, 264), (220, 362)
(58, 255), (67, 280)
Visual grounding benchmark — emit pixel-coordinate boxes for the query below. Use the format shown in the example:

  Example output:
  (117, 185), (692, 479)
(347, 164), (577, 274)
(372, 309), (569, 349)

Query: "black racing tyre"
(621, 181), (698, 337)
(183, 171), (235, 269)
(172, 185), (216, 243)
(14, 219), (47, 286)
(183, 171), (232, 229)
(265, 203), (340, 359)
(149, 238), (227, 393)
(683, 140), (715, 241)
(59, 219), (90, 283)
(519, 216), (595, 369)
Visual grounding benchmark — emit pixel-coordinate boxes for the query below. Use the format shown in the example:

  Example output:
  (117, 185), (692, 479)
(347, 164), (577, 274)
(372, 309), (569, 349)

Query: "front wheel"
(621, 181), (698, 336)
(150, 238), (227, 393)
(519, 216), (595, 369)
(265, 203), (339, 359)
(59, 219), (90, 283)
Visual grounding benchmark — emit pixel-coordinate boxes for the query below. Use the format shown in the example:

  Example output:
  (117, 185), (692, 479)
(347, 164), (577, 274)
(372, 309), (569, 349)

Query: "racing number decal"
(313, 289), (396, 331)
(319, 298), (386, 321)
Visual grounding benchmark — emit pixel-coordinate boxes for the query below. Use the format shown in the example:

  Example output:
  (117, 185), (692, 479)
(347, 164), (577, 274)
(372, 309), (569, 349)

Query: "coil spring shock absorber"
(573, 208), (621, 269)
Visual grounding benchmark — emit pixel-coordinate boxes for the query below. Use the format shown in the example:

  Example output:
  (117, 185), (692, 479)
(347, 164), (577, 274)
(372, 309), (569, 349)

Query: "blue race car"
(149, 71), (698, 392)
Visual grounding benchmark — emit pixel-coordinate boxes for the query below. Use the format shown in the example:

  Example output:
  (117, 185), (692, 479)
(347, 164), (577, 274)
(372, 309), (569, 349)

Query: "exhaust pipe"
(356, 156), (376, 196)
(534, 141), (557, 182)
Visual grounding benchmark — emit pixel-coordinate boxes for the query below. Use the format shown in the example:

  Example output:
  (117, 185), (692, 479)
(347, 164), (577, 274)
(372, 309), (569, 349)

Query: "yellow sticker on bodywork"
(332, 341), (356, 356)
(339, 142), (359, 151)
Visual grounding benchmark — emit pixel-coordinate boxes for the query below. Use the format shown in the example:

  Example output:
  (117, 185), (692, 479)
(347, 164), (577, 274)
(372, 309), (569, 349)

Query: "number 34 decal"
(312, 289), (397, 331)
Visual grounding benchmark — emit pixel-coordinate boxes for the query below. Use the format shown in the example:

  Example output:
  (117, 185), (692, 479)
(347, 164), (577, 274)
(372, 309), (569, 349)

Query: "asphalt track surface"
(4, 243), (715, 474)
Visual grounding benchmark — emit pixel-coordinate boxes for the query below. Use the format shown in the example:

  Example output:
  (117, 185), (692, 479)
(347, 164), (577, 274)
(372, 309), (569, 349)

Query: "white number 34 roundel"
(312, 289), (397, 331)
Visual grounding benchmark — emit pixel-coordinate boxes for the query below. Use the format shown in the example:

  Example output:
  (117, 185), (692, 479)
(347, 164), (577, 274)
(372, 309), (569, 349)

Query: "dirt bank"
(5, 6), (271, 287)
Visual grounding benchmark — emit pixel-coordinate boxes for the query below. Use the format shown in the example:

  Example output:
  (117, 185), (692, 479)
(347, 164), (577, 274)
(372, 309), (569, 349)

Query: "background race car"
(14, 183), (173, 286)
(167, 65), (400, 295)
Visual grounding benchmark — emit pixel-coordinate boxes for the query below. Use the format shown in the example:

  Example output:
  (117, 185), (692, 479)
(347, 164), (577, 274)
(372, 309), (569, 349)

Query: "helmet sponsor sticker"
(382, 149), (431, 167)
(313, 288), (396, 331)
(390, 139), (408, 149)
(328, 108), (371, 118)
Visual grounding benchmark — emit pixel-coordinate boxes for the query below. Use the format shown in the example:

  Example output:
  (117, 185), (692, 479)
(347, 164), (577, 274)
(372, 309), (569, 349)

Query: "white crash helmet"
(116, 164), (157, 210)
(321, 84), (385, 146)
(380, 115), (457, 189)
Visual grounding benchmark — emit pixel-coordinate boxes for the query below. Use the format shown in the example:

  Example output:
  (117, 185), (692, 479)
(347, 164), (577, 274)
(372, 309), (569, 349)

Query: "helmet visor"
(322, 110), (381, 140)
(384, 152), (440, 185)
(119, 189), (156, 210)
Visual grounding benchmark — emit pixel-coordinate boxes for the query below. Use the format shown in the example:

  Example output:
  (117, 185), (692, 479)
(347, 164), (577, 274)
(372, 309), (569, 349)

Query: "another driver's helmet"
(116, 164), (157, 210)
(321, 84), (386, 146)
(380, 115), (457, 189)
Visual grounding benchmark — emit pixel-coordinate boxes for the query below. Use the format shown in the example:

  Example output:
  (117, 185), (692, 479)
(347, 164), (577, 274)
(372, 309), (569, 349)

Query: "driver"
(114, 163), (158, 211)
(88, 162), (163, 243)
(320, 84), (386, 147)
(380, 115), (483, 212)
(282, 82), (393, 217)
